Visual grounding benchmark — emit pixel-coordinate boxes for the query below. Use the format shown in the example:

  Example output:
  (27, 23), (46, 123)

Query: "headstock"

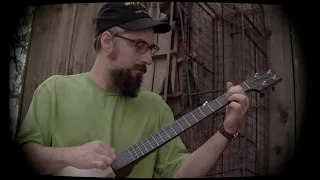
(243, 70), (283, 93)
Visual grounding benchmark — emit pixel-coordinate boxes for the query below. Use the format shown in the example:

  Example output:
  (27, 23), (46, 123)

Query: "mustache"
(132, 63), (147, 74)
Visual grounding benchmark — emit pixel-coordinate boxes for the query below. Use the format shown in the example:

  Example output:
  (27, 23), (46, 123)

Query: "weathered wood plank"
(85, 3), (105, 71)
(20, 5), (55, 121)
(152, 27), (172, 94)
(170, 24), (179, 94)
(48, 4), (77, 75)
(289, 13), (305, 157)
(68, 4), (95, 74)
(264, 4), (296, 175)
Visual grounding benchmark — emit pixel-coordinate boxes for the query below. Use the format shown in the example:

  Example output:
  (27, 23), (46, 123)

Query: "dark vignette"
(5, 0), (313, 178)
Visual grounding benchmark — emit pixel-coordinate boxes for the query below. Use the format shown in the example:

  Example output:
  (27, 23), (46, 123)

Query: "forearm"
(21, 142), (74, 175)
(173, 131), (231, 178)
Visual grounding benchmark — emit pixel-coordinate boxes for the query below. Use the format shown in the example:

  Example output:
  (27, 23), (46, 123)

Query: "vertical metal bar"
(262, 5), (269, 175)
(178, 2), (186, 114)
(241, 3), (246, 177)
(163, 2), (174, 102)
(221, 3), (225, 177)
(185, 3), (193, 110)
(252, 3), (259, 175)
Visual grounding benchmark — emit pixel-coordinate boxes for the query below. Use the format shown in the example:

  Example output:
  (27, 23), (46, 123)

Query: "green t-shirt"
(16, 73), (189, 178)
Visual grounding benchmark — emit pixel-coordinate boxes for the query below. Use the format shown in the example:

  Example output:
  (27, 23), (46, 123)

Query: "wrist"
(62, 147), (79, 167)
(51, 146), (77, 168)
(223, 121), (238, 134)
(218, 122), (239, 141)
(224, 126), (237, 135)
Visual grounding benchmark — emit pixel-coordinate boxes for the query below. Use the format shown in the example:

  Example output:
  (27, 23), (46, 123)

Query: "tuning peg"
(260, 93), (265, 98)
(262, 81), (267, 86)
(272, 75), (277, 80)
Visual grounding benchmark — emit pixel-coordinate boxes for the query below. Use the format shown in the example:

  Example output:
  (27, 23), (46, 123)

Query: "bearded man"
(16, 2), (249, 178)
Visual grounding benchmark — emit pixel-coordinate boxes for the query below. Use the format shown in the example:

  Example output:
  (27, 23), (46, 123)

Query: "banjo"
(53, 70), (282, 178)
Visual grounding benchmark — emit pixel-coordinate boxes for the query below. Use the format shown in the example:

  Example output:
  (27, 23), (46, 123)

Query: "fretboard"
(111, 83), (249, 171)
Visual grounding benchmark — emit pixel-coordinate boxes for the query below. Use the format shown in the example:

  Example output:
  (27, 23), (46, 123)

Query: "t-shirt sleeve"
(16, 83), (53, 147)
(154, 105), (189, 178)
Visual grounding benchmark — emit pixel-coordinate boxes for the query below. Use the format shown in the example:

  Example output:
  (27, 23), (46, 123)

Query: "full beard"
(110, 64), (146, 98)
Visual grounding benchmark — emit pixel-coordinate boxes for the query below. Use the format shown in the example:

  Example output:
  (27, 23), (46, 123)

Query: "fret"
(217, 94), (228, 105)
(171, 121), (184, 133)
(147, 136), (158, 148)
(208, 101), (219, 110)
(206, 103), (215, 112)
(126, 147), (136, 160)
(176, 118), (189, 130)
(140, 138), (150, 151)
(138, 141), (148, 154)
(191, 108), (205, 119)
(169, 124), (177, 135)
(163, 126), (172, 138)
(158, 128), (170, 141)
(129, 146), (139, 159)
(176, 120), (184, 130)
(151, 134), (159, 146)
(198, 107), (206, 117)
(241, 82), (250, 90)
(183, 116), (191, 126)
(144, 137), (154, 149)
(190, 112), (198, 122)
(155, 131), (165, 143)
(184, 113), (198, 125)
(201, 105), (213, 115)
(132, 144), (144, 157)
(164, 125), (177, 138)
(216, 99), (222, 106)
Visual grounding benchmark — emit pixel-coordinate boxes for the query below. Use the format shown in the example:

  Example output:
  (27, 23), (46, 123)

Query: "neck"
(88, 55), (114, 90)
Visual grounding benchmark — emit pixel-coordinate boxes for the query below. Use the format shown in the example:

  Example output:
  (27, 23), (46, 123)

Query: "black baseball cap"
(94, 2), (171, 37)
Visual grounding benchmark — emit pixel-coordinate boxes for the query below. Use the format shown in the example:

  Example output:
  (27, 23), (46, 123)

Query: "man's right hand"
(67, 140), (117, 170)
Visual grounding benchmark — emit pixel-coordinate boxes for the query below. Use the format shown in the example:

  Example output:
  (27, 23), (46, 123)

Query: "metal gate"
(179, 2), (269, 177)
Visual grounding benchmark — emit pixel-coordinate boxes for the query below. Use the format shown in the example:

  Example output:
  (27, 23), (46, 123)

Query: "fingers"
(227, 82), (233, 91)
(100, 155), (114, 166)
(94, 141), (117, 160)
(90, 141), (116, 169)
(108, 151), (116, 161)
(228, 101), (242, 112)
(92, 154), (114, 170)
(93, 161), (107, 170)
(97, 141), (110, 150)
(228, 94), (248, 107)
(227, 85), (245, 97)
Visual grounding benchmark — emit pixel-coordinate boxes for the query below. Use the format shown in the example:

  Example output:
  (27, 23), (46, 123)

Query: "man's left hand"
(224, 82), (249, 134)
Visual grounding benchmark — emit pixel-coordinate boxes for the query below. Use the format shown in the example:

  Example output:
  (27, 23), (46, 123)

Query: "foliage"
(9, 6), (35, 139)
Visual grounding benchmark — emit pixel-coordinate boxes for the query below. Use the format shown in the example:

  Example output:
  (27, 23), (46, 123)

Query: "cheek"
(120, 46), (140, 65)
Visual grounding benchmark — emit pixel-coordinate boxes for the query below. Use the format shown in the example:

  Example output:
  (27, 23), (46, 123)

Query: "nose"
(140, 51), (153, 65)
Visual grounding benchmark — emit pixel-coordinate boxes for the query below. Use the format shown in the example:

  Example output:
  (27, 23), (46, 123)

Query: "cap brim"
(118, 18), (171, 34)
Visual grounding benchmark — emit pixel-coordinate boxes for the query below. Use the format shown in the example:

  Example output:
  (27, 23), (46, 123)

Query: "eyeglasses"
(115, 34), (160, 55)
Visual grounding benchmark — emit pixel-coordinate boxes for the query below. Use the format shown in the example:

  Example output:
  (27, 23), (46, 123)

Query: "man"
(16, 2), (249, 178)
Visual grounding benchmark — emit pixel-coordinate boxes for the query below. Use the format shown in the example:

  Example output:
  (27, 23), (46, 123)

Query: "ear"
(100, 31), (113, 52)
